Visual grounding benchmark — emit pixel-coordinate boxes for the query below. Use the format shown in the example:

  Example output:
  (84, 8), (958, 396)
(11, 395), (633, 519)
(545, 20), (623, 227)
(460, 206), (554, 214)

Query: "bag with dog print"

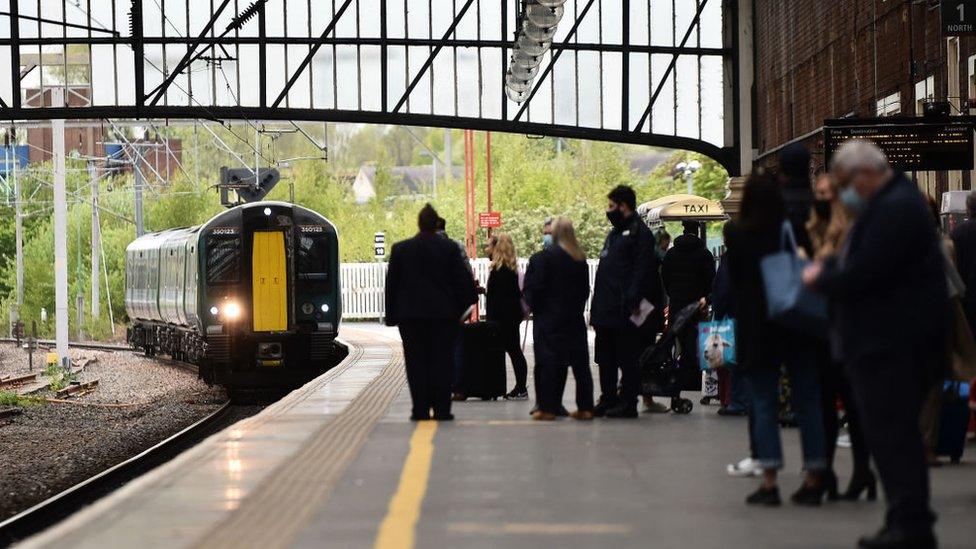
(698, 318), (737, 370)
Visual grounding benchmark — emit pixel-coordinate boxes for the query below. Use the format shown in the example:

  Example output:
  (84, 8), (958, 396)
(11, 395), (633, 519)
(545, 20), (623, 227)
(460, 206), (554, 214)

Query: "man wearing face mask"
(804, 140), (947, 549)
(542, 217), (554, 249)
(590, 185), (656, 418)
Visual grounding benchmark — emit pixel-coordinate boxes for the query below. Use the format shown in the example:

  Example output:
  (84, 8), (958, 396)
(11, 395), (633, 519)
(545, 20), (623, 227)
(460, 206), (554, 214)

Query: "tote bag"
(759, 221), (828, 339)
(698, 318), (737, 370)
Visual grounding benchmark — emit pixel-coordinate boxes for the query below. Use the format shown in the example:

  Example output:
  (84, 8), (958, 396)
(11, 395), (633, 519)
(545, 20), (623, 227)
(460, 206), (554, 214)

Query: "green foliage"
(0, 390), (43, 407)
(43, 362), (74, 392)
(0, 123), (729, 340)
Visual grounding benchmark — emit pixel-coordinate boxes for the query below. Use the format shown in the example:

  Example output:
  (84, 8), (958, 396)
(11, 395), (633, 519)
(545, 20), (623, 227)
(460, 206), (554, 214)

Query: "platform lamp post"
(676, 160), (702, 195)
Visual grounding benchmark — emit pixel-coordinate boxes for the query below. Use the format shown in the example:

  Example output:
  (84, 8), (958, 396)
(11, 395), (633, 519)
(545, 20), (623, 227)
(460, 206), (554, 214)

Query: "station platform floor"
(21, 324), (976, 549)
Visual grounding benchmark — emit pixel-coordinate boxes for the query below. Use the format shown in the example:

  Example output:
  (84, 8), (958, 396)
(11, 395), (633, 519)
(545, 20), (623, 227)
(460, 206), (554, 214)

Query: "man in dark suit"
(805, 140), (947, 549)
(590, 185), (656, 418)
(950, 191), (976, 333)
(385, 204), (478, 421)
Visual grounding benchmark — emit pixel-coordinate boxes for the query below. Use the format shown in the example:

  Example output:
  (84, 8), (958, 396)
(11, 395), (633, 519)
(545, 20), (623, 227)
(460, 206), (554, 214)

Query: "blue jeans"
(728, 369), (750, 412)
(743, 348), (826, 472)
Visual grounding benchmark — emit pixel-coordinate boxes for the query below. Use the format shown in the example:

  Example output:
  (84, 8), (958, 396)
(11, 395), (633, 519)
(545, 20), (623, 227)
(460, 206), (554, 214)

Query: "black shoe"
(823, 470), (839, 502)
(857, 527), (937, 549)
(556, 405), (570, 417)
(605, 404), (639, 418)
(790, 483), (825, 506)
(432, 413), (454, 421)
(717, 406), (748, 417)
(593, 400), (616, 418)
(843, 470), (878, 502)
(410, 410), (430, 421)
(745, 486), (781, 506)
(504, 388), (529, 400)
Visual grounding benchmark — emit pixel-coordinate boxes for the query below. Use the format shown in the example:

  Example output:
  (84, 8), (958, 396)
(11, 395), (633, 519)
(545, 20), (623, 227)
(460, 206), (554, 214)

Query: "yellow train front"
(125, 201), (346, 399)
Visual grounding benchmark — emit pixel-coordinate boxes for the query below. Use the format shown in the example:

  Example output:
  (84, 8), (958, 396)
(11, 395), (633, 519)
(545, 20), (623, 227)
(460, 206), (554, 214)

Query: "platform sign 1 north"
(823, 123), (974, 172)
(942, 1), (976, 35)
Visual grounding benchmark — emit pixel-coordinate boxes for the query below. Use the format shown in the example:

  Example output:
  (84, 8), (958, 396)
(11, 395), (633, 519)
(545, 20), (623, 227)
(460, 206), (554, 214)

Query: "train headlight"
(263, 207), (272, 216)
(223, 302), (242, 320)
(320, 304), (330, 313)
(209, 306), (219, 316)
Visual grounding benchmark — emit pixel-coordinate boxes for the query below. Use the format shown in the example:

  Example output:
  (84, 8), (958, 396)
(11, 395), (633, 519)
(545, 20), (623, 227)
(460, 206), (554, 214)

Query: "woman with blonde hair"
(486, 233), (530, 400)
(523, 217), (594, 420)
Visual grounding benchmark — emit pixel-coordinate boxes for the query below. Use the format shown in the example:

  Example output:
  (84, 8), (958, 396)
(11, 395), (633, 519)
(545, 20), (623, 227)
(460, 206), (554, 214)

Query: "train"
(124, 201), (347, 398)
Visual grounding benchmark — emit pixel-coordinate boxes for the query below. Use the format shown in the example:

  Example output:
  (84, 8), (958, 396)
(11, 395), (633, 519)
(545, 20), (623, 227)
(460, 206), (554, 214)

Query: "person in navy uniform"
(523, 217), (594, 420)
(590, 185), (656, 418)
(385, 204), (478, 421)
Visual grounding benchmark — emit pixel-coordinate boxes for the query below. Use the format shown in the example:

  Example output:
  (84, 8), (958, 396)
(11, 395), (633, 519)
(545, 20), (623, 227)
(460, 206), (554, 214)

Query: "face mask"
(542, 234), (553, 248)
(606, 209), (625, 228)
(839, 187), (865, 214)
(813, 199), (832, 220)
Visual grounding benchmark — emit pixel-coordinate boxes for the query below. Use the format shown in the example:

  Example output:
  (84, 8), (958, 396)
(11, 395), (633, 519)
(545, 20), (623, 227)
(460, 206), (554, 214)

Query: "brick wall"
(754, 0), (976, 194)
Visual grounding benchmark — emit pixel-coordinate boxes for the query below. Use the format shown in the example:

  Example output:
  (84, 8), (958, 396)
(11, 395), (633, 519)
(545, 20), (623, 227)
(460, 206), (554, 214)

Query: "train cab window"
(298, 234), (329, 282)
(206, 234), (241, 284)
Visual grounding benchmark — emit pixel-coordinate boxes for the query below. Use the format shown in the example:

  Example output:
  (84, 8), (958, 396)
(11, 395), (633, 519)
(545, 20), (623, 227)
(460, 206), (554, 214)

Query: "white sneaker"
(726, 457), (761, 477)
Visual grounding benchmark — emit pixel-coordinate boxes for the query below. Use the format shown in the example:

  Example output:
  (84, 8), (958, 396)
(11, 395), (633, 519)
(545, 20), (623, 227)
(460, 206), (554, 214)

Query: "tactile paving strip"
(194, 339), (406, 549)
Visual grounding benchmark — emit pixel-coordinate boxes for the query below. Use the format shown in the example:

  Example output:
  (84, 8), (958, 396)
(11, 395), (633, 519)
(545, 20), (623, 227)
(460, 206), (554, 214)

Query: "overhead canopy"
(638, 194), (728, 226)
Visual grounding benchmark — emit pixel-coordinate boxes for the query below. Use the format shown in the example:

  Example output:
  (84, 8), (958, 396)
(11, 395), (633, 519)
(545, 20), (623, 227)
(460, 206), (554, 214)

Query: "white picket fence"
(341, 258), (600, 320)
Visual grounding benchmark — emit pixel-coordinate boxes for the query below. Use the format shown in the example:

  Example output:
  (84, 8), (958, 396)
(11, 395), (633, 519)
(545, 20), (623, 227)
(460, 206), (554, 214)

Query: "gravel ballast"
(0, 343), (227, 521)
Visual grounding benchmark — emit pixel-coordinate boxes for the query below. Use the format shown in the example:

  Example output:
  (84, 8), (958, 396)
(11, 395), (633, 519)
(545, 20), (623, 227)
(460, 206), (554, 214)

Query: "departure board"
(823, 123), (974, 171)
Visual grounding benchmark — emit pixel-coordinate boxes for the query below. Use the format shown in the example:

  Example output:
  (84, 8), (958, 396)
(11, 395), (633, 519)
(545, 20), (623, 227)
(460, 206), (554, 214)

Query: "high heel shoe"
(824, 470), (840, 501)
(842, 471), (877, 502)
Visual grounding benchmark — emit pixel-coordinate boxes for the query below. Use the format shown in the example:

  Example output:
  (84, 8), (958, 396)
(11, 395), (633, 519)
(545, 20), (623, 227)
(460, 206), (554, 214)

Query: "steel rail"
(0, 400), (231, 545)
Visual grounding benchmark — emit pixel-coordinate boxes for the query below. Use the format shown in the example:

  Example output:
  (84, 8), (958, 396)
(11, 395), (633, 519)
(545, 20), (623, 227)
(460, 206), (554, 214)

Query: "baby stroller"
(638, 302), (701, 414)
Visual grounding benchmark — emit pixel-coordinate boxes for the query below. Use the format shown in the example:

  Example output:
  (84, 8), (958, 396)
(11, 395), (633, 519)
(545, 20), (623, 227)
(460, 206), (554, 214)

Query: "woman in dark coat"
(523, 217), (593, 420)
(485, 233), (530, 400)
(724, 172), (827, 506)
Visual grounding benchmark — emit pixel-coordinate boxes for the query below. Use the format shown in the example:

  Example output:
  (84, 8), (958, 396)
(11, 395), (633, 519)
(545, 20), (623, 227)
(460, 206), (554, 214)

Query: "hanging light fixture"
(536, 0), (567, 7)
(510, 57), (540, 81)
(506, 71), (533, 93)
(525, 2), (563, 28)
(517, 33), (551, 56)
(512, 48), (545, 69)
(523, 19), (558, 42)
(506, 86), (530, 103)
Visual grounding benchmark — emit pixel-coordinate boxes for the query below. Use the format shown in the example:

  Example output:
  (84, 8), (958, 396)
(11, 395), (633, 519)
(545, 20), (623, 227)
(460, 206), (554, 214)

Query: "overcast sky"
(0, 0), (726, 146)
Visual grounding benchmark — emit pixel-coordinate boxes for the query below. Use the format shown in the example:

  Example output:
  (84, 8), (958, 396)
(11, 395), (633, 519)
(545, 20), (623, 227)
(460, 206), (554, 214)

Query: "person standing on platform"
(662, 220), (716, 375)
(485, 233), (530, 401)
(385, 204), (478, 421)
(950, 190), (976, 334)
(590, 185), (655, 418)
(806, 172), (876, 501)
(523, 218), (593, 420)
(656, 231), (672, 260)
(804, 140), (947, 549)
(724, 172), (827, 508)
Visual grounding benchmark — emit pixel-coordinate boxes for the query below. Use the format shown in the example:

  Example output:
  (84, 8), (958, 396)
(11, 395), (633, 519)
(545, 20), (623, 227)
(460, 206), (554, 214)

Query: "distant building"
(628, 150), (672, 176)
(352, 164), (463, 204)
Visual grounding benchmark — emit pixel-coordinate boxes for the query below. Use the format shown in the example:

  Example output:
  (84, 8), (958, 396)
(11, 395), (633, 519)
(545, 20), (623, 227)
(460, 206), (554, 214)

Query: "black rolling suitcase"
(936, 382), (971, 464)
(460, 321), (506, 400)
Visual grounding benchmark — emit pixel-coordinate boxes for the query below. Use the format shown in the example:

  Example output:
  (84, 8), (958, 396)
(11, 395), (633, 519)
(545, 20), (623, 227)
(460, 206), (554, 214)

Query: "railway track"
(0, 400), (232, 546)
(0, 338), (132, 353)
(0, 337), (231, 545)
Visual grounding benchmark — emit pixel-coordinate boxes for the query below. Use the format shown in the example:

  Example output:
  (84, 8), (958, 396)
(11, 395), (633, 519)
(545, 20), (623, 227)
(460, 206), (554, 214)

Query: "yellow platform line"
(374, 421), (438, 549)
